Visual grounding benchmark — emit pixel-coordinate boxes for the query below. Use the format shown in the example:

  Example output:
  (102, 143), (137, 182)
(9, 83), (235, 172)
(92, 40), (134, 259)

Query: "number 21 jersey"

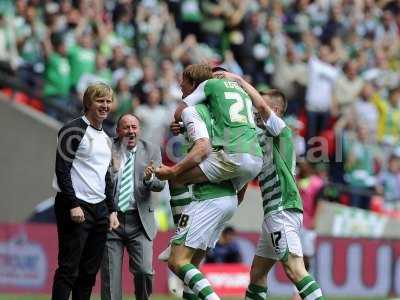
(184, 78), (262, 157)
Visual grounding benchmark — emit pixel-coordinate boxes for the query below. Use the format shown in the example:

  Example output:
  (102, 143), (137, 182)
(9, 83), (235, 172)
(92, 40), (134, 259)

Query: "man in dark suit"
(101, 113), (165, 300)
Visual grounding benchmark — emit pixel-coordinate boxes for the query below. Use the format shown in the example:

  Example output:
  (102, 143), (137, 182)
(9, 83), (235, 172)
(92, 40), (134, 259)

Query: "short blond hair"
(182, 64), (213, 87)
(83, 83), (114, 112)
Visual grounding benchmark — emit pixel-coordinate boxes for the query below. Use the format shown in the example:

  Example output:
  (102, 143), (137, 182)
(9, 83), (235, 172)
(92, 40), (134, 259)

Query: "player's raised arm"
(264, 110), (286, 136)
(175, 80), (209, 122)
(260, 90), (288, 136)
(183, 80), (208, 106)
(214, 71), (272, 120)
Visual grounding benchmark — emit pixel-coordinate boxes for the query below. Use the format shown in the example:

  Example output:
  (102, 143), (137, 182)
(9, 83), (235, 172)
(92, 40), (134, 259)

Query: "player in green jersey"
(163, 103), (238, 300)
(215, 71), (325, 300)
(155, 64), (263, 204)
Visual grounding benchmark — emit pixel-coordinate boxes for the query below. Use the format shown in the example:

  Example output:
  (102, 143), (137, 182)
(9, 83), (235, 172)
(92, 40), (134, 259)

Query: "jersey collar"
(82, 115), (103, 131)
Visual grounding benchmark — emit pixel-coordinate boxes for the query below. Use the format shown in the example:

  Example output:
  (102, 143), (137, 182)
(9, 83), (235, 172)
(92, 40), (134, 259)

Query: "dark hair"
(222, 226), (236, 236)
(212, 66), (228, 72)
(264, 89), (287, 114)
(389, 87), (400, 98)
(50, 32), (64, 48)
(343, 61), (352, 73)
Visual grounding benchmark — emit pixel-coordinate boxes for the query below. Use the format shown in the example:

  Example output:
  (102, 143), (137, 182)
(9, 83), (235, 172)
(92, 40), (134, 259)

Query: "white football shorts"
(170, 195), (238, 250)
(255, 210), (303, 261)
(199, 150), (263, 192)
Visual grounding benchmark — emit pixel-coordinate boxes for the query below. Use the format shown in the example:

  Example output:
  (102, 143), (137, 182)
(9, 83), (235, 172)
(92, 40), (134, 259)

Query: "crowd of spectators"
(1, 0), (400, 214)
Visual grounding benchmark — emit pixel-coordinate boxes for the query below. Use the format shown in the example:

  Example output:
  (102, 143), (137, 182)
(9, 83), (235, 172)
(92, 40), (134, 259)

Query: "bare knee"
(282, 256), (308, 283)
(248, 255), (275, 286)
(249, 263), (267, 286)
(191, 250), (206, 267)
(167, 255), (182, 274)
(167, 246), (193, 275)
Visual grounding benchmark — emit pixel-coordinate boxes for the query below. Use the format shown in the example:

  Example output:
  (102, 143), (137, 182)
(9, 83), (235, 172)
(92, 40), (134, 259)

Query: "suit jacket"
(110, 139), (165, 240)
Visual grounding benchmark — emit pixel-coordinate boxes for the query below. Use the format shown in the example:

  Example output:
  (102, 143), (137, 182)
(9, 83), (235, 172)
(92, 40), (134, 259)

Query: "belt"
(118, 209), (138, 215)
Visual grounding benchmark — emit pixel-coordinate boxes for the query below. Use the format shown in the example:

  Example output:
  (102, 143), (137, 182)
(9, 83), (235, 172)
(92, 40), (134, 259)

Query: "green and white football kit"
(255, 111), (304, 261)
(246, 111), (325, 300)
(171, 104), (238, 250)
(168, 104), (238, 300)
(183, 78), (263, 191)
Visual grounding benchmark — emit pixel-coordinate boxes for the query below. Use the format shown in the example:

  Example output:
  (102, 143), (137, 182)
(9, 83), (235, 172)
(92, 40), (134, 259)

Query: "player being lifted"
(168, 102), (238, 300)
(155, 64), (262, 300)
(156, 64), (263, 202)
(216, 71), (325, 300)
(164, 105), (239, 300)
(157, 64), (237, 262)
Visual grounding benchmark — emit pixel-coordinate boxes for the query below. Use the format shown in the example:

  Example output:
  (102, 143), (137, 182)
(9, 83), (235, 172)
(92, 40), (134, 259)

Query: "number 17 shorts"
(255, 210), (303, 261)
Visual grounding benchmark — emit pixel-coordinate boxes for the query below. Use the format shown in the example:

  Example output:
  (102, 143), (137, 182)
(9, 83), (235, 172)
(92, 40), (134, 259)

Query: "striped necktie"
(118, 152), (134, 212)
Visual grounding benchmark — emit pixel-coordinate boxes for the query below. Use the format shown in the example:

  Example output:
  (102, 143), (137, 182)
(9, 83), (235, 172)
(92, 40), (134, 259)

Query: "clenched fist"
(70, 206), (85, 223)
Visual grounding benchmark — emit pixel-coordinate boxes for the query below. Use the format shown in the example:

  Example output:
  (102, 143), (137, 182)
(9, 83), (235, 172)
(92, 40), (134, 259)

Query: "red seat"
(1, 88), (14, 98)
(339, 193), (350, 206)
(14, 92), (30, 105)
(29, 98), (45, 112)
(370, 195), (384, 213)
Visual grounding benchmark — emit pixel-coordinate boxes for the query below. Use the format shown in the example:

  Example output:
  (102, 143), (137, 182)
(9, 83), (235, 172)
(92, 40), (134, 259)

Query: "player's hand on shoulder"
(213, 70), (241, 82)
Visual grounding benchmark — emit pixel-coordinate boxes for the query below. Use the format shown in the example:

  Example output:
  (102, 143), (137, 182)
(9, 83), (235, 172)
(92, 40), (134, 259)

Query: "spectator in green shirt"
(43, 32), (72, 121)
(95, 54), (112, 85)
(112, 78), (138, 121)
(180, 0), (202, 39)
(68, 32), (96, 89)
(17, 5), (45, 67)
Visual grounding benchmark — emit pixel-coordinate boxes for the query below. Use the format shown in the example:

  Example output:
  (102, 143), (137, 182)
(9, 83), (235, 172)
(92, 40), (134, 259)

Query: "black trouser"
(52, 193), (109, 300)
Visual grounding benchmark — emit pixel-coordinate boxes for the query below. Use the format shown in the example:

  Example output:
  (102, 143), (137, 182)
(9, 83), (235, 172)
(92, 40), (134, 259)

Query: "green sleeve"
(203, 78), (220, 97)
(275, 127), (296, 177)
(67, 46), (77, 59)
